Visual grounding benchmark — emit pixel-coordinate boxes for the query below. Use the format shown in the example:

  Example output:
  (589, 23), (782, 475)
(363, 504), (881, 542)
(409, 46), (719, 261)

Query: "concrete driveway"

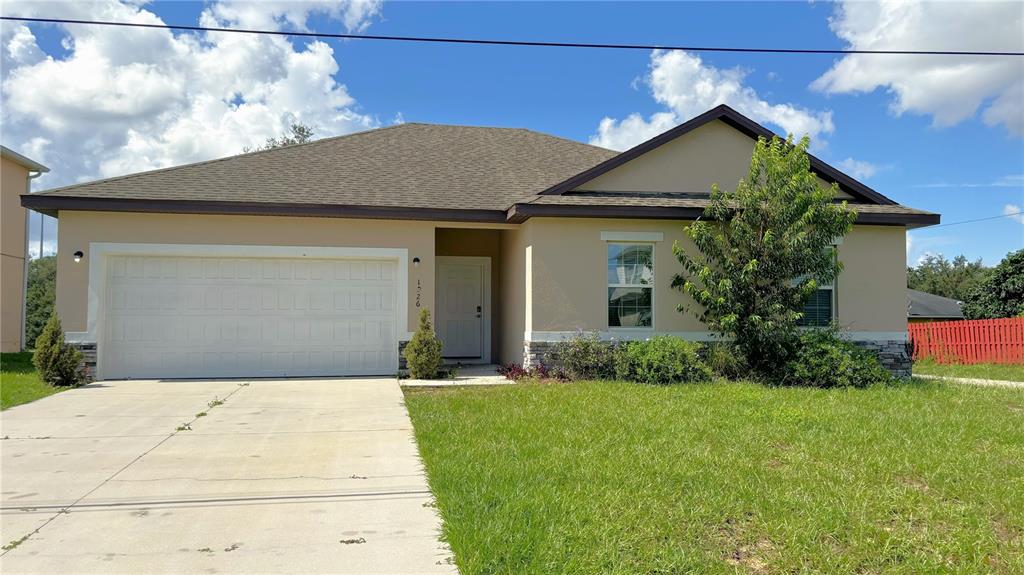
(0, 378), (455, 574)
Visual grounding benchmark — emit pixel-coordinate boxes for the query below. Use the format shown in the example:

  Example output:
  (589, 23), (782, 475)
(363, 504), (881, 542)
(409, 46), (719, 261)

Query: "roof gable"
(540, 105), (897, 205)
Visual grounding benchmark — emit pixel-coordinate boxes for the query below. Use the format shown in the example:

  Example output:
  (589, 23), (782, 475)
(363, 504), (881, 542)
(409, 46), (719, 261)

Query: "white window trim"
(600, 231), (664, 242)
(606, 241), (655, 331)
(84, 242), (409, 380)
(796, 245), (839, 328)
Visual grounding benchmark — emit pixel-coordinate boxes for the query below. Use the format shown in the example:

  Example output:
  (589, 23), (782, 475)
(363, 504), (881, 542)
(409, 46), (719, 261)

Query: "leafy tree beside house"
(907, 253), (988, 301)
(672, 135), (856, 375)
(25, 255), (56, 348)
(961, 249), (1023, 319)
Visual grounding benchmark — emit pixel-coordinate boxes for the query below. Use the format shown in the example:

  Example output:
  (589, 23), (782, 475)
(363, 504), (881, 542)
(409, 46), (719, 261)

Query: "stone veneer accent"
(398, 340), (410, 370)
(67, 341), (97, 382)
(851, 339), (912, 378)
(523, 338), (912, 378)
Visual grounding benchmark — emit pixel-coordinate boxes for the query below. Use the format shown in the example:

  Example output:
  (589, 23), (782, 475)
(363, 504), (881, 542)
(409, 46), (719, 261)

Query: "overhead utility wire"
(928, 211), (1023, 229)
(3, 16), (1023, 57)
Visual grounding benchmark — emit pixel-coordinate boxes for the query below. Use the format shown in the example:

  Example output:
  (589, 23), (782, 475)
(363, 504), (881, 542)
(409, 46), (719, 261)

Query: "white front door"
(436, 258), (488, 360)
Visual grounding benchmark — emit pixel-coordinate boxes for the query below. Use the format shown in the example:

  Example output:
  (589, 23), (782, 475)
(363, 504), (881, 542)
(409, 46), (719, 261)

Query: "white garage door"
(102, 254), (399, 379)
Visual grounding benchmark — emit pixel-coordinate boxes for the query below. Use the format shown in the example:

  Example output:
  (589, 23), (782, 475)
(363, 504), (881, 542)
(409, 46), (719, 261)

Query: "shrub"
(403, 309), (444, 379)
(780, 329), (893, 388)
(702, 342), (749, 380)
(32, 312), (85, 387)
(549, 330), (617, 380)
(614, 336), (712, 385)
(497, 363), (528, 381)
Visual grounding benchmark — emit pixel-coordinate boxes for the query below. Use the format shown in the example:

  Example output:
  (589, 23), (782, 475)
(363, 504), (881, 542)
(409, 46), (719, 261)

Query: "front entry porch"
(434, 228), (503, 364)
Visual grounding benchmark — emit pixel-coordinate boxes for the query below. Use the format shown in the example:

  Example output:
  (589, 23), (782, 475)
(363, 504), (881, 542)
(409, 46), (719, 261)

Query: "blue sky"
(3, 1), (1022, 265)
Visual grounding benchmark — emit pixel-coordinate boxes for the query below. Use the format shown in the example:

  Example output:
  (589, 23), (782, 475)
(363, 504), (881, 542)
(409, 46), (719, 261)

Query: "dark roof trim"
(22, 193), (938, 227)
(20, 195), (508, 224)
(539, 104), (897, 206)
(507, 203), (940, 227)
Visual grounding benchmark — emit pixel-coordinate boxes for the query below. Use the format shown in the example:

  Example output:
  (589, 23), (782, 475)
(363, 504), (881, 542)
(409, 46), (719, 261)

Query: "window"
(796, 248), (836, 327)
(607, 243), (653, 328)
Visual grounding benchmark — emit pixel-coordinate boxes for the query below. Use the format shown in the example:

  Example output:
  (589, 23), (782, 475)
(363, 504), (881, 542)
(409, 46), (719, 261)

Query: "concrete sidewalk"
(915, 374), (1024, 388)
(1, 378), (455, 574)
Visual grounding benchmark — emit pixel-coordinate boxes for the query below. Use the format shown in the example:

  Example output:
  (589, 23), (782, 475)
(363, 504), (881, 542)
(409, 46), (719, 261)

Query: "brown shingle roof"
(34, 123), (617, 211)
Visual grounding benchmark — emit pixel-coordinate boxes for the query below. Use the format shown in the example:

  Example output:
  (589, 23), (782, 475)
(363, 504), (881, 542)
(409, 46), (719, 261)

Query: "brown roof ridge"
(33, 122), (414, 196)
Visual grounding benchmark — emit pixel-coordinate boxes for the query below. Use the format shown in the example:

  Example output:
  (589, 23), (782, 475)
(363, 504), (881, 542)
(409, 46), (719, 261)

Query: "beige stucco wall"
(835, 225), (907, 333)
(436, 228), (502, 360)
(499, 225), (530, 363)
(524, 218), (907, 335)
(579, 119), (852, 199)
(1, 156), (30, 351)
(55, 211), (437, 336)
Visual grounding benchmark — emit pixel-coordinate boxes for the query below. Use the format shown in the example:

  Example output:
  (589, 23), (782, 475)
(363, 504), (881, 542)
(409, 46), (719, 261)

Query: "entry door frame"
(435, 256), (491, 364)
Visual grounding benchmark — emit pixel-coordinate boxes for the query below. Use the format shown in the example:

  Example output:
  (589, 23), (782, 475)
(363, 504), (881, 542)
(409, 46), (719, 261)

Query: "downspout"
(21, 170), (45, 351)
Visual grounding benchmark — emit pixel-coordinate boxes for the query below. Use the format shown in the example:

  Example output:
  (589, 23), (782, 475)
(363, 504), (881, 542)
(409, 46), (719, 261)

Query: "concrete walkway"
(1, 378), (455, 574)
(402, 364), (511, 387)
(915, 374), (1024, 388)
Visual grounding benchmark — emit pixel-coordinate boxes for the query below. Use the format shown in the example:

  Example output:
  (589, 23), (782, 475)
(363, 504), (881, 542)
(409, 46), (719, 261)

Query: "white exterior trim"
(600, 231), (664, 242)
(436, 256), (492, 364)
(85, 242), (408, 380)
(525, 330), (907, 343)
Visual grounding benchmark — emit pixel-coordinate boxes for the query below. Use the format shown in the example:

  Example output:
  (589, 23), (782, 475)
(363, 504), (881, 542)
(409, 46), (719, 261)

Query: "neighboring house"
(1, 146), (49, 352)
(907, 289), (964, 323)
(22, 105), (938, 380)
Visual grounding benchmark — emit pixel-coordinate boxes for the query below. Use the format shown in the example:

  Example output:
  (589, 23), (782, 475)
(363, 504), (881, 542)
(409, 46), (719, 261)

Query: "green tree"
(25, 255), (56, 347)
(243, 122), (315, 153)
(961, 249), (1023, 319)
(672, 135), (856, 374)
(33, 312), (84, 386)
(403, 309), (443, 379)
(907, 253), (988, 300)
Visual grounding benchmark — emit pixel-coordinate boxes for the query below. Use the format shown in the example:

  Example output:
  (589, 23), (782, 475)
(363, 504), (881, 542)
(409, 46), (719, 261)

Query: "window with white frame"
(796, 247), (837, 327)
(607, 243), (653, 328)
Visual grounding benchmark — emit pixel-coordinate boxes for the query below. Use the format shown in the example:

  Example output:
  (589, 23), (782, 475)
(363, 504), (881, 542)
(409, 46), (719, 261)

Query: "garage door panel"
(103, 254), (399, 379)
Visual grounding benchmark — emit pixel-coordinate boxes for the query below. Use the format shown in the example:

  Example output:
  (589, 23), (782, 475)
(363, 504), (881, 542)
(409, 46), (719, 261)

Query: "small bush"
(403, 309), (444, 379)
(615, 336), (712, 385)
(497, 363), (528, 381)
(781, 329), (893, 388)
(549, 330), (617, 380)
(702, 342), (749, 380)
(32, 312), (85, 387)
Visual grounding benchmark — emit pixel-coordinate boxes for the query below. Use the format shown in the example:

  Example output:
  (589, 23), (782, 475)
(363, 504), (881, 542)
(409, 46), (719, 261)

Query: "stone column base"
(67, 341), (97, 382)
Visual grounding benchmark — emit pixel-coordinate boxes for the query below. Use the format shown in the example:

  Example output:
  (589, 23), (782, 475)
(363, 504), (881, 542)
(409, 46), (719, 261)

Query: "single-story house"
(22, 105), (938, 380)
(2, 146), (49, 352)
(908, 289), (964, 323)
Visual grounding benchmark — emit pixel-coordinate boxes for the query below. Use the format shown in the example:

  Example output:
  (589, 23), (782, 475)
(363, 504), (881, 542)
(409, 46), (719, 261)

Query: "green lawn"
(914, 359), (1024, 382)
(1, 352), (62, 410)
(405, 380), (1024, 574)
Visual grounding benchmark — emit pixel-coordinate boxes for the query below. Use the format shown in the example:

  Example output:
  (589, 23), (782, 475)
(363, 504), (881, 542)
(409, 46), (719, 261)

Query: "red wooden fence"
(908, 317), (1024, 364)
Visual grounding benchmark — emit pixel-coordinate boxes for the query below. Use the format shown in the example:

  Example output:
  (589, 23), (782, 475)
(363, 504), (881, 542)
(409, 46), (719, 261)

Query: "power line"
(3, 16), (1022, 57)
(929, 211), (1023, 229)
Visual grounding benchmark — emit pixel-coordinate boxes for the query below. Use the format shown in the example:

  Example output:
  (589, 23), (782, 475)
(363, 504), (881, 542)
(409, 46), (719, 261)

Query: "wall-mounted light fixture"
(73, 250), (84, 263)
(413, 257), (421, 268)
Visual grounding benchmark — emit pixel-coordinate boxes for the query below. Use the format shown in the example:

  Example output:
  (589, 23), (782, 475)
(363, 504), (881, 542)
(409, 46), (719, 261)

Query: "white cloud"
(836, 157), (879, 180)
(1, 0), (382, 189)
(1004, 204), (1024, 224)
(813, 0), (1024, 136)
(914, 174), (1024, 189)
(591, 50), (834, 151)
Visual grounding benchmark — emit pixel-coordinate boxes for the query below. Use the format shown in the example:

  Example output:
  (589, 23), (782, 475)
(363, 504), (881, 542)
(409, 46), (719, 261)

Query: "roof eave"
(1, 146), (49, 173)
(20, 195), (509, 224)
(507, 202), (940, 227)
